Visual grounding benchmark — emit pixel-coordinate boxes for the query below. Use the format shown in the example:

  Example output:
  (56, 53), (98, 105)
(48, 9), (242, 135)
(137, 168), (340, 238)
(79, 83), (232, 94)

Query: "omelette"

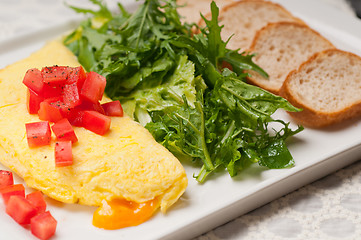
(0, 40), (187, 228)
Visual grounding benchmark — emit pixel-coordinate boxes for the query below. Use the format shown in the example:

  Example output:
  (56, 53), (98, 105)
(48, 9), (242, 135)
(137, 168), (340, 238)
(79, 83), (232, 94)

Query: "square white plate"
(1, 0), (361, 239)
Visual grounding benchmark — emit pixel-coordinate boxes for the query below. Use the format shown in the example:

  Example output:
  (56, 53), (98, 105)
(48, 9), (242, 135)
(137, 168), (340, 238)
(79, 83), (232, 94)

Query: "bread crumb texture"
(247, 22), (334, 94)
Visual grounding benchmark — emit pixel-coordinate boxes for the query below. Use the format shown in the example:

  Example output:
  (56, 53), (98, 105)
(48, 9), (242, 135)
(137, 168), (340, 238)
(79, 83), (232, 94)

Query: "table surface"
(1, 0), (361, 239)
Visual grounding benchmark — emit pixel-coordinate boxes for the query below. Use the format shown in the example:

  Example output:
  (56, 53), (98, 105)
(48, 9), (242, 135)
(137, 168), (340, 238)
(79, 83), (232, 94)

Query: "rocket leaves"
(64, 0), (303, 182)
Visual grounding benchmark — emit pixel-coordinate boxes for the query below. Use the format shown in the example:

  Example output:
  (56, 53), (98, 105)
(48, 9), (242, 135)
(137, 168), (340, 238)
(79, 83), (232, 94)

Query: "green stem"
(195, 101), (214, 171)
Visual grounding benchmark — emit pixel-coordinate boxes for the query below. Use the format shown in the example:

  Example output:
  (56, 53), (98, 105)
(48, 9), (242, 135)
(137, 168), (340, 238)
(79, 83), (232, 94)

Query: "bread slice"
(202, 0), (304, 51)
(279, 49), (361, 128)
(247, 22), (335, 94)
(176, 0), (235, 24)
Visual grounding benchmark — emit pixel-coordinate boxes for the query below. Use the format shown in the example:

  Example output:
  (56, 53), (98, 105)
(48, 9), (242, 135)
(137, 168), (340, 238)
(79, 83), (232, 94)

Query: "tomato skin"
(38, 101), (64, 123)
(41, 66), (71, 84)
(31, 211), (57, 240)
(44, 98), (72, 118)
(0, 170), (14, 188)
(27, 89), (44, 114)
(78, 100), (105, 115)
(67, 108), (85, 127)
(82, 110), (111, 135)
(54, 141), (73, 167)
(23, 68), (44, 95)
(6, 195), (38, 225)
(102, 101), (124, 117)
(25, 121), (52, 148)
(80, 72), (106, 104)
(51, 118), (78, 143)
(26, 191), (47, 214)
(0, 184), (25, 205)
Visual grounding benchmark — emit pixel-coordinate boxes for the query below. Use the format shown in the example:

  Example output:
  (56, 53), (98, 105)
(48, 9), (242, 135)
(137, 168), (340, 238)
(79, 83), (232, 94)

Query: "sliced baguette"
(176, 0), (235, 24)
(279, 49), (361, 128)
(247, 22), (335, 94)
(201, 0), (304, 51)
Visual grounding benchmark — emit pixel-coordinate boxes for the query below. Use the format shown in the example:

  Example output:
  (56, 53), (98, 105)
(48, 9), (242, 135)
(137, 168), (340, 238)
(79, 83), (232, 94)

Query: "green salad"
(63, 0), (303, 182)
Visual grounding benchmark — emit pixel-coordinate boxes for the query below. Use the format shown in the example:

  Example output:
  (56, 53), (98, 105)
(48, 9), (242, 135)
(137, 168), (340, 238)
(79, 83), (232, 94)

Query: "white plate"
(1, 0), (361, 239)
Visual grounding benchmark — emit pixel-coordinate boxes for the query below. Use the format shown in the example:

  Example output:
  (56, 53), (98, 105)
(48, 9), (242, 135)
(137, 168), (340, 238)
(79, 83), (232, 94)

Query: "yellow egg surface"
(0, 40), (187, 213)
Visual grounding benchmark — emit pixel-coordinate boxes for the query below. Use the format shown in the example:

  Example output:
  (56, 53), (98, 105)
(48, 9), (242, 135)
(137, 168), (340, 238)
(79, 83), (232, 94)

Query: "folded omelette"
(0, 41), (187, 218)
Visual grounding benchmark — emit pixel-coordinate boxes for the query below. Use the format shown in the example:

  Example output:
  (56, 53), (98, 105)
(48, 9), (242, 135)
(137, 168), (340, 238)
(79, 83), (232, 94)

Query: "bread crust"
(279, 49), (361, 128)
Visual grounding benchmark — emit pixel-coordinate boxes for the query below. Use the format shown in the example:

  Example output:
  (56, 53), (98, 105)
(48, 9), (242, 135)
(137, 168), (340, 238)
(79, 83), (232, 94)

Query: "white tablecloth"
(1, 0), (360, 239)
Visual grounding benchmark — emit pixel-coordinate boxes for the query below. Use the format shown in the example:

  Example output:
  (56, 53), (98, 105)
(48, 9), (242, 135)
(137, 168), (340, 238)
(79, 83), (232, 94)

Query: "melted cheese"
(0, 40), (187, 213)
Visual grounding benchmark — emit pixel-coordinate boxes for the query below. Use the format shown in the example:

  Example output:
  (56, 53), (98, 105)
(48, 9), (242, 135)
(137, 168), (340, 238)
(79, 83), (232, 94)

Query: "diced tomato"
(27, 89), (44, 114)
(80, 72), (106, 104)
(78, 100), (105, 115)
(54, 141), (73, 167)
(63, 82), (81, 107)
(67, 108), (85, 127)
(41, 66), (71, 84)
(38, 101), (63, 123)
(101, 101), (124, 117)
(51, 118), (78, 143)
(82, 111), (111, 135)
(23, 68), (44, 95)
(25, 121), (52, 148)
(31, 211), (57, 240)
(23, 65), (113, 141)
(42, 83), (64, 99)
(0, 184), (25, 205)
(0, 170), (13, 189)
(62, 83), (81, 108)
(67, 66), (86, 89)
(43, 98), (71, 118)
(26, 191), (47, 214)
(6, 195), (38, 225)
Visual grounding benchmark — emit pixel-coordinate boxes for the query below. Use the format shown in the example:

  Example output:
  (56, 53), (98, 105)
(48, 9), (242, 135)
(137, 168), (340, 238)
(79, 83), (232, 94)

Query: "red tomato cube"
(80, 72), (106, 104)
(78, 100), (105, 115)
(55, 141), (73, 167)
(0, 184), (25, 205)
(25, 121), (52, 148)
(67, 66), (86, 88)
(31, 211), (57, 240)
(101, 101), (124, 117)
(43, 98), (72, 118)
(26, 191), (47, 213)
(51, 118), (78, 143)
(38, 102), (63, 123)
(82, 110), (111, 135)
(0, 170), (14, 188)
(6, 195), (38, 225)
(41, 66), (71, 84)
(42, 83), (64, 99)
(62, 82), (81, 108)
(23, 68), (44, 95)
(67, 108), (85, 127)
(27, 89), (44, 114)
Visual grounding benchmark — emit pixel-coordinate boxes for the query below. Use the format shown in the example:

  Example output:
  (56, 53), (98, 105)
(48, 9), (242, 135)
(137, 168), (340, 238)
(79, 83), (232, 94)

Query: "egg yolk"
(92, 198), (159, 230)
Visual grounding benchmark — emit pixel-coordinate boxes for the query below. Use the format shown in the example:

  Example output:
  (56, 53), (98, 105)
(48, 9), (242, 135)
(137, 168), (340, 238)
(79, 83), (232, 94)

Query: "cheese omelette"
(0, 40), (187, 214)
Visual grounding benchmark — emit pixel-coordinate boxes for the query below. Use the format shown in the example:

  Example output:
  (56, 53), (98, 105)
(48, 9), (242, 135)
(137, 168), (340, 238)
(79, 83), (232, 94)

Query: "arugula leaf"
(64, 0), (303, 182)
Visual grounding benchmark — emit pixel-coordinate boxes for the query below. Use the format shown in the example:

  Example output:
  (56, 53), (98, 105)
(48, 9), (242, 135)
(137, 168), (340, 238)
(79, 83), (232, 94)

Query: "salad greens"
(64, 0), (303, 182)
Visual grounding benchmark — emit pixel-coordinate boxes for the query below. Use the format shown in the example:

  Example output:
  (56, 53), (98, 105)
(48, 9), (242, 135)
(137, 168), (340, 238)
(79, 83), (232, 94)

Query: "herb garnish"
(64, 0), (303, 182)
